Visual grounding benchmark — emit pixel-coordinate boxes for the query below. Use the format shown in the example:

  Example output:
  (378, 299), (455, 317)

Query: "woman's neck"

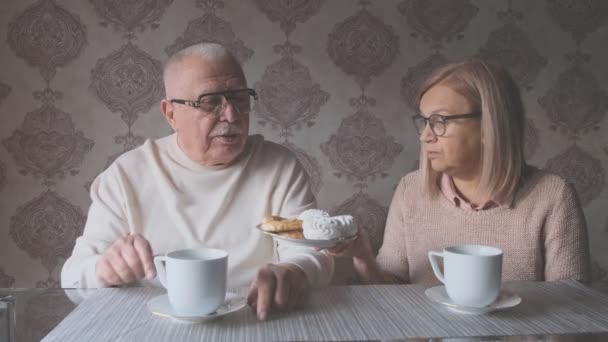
(451, 173), (486, 206)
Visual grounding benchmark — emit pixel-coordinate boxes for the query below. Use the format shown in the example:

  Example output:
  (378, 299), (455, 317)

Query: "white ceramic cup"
(428, 244), (503, 308)
(154, 248), (228, 316)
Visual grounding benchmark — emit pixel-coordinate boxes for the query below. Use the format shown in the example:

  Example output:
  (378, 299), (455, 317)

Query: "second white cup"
(428, 244), (503, 308)
(154, 247), (228, 316)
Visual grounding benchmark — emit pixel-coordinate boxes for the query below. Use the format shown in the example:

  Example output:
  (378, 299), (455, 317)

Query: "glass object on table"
(0, 294), (15, 342)
(0, 288), (93, 342)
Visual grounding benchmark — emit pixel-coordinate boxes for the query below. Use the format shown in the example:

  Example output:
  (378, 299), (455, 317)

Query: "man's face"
(161, 56), (250, 166)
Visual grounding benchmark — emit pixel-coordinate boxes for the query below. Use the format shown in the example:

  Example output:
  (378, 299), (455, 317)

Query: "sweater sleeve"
(376, 176), (409, 283)
(543, 181), (591, 282)
(61, 166), (129, 288)
(274, 157), (334, 287)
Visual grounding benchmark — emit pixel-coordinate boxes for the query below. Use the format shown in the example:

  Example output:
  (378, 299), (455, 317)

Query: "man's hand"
(96, 234), (156, 286)
(247, 263), (310, 321)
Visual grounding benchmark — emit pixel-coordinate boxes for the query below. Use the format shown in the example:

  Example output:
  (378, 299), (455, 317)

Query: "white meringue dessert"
(297, 209), (330, 222)
(302, 214), (357, 240)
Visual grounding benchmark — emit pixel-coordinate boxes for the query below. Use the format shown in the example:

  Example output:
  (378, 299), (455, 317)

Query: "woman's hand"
(325, 228), (375, 263)
(327, 228), (401, 285)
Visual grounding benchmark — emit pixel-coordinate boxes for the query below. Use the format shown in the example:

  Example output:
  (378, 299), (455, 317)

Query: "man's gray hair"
(163, 42), (242, 81)
(171, 42), (231, 61)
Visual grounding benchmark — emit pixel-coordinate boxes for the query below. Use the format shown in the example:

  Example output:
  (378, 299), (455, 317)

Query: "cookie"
(261, 218), (303, 232)
(278, 229), (304, 239)
(262, 215), (285, 224)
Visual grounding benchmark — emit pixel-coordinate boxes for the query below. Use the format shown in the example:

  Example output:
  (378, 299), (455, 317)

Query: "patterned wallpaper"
(0, 0), (607, 292)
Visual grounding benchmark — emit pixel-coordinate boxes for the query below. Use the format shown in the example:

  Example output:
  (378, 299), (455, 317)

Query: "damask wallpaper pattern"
(0, 0), (607, 294)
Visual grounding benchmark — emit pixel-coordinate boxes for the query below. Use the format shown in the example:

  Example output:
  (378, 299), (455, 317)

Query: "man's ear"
(161, 99), (177, 131)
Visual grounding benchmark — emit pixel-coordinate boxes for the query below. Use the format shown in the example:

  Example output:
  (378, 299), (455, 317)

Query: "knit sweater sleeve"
(543, 180), (591, 282)
(375, 175), (410, 283)
(61, 165), (128, 288)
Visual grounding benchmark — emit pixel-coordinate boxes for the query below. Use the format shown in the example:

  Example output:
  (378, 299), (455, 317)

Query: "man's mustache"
(209, 124), (243, 137)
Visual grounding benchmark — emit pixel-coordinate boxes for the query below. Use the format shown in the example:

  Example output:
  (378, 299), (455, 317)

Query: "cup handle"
(428, 250), (446, 284)
(153, 256), (168, 288)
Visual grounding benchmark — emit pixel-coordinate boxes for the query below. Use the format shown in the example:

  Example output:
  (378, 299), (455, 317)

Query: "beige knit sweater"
(62, 134), (333, 289)
(376, 167), (591, 287)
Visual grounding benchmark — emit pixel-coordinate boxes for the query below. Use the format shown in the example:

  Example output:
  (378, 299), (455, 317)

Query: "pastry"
(262, 215), (285, 224)
(260, 215), (304, 239)
(260, 211), (356, 241)
(297, 209), (329, 222)
(260, 218), (303, 232)
(302, 215), (356, 240)
(277, 229), (304, 239)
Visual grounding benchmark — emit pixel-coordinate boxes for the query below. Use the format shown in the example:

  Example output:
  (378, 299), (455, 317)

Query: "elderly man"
(61, 42), (333, 320)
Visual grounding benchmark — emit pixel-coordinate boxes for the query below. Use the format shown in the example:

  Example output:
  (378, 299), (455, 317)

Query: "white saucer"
(147, 291), (247, 323)
(424, 286), (522, 315)
(255, 224), (357, 249)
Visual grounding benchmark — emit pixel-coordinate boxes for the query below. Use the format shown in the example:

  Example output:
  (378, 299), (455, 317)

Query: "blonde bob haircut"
(417, 59), (525, 204)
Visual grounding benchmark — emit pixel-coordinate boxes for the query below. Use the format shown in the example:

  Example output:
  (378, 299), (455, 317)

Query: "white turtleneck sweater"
(61, 134), (334, 289)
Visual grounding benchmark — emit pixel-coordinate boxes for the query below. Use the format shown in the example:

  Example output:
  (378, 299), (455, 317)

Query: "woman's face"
(418, 84), (483, 179)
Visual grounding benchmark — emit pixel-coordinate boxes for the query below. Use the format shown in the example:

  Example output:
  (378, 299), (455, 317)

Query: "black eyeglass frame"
(169, 88), (258, 114)
(412, 111), (481, 136)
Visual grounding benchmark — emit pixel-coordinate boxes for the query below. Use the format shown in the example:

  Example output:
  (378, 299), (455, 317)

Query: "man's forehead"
(195, 76), (246, 96)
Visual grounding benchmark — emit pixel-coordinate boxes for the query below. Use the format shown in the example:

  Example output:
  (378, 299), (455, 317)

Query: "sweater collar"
(167, 133), (255, 172)
(440, 173), (513, 210)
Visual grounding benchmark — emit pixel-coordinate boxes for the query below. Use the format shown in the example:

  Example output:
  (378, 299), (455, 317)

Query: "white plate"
(424, 286), (522, 315)
(256, 224), (357, 249)
(148, 291), (247, 323)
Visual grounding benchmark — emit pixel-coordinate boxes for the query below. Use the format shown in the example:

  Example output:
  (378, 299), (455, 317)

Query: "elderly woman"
(330, 59), (591, 286)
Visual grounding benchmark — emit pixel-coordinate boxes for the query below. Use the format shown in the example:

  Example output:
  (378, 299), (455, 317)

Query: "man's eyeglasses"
(170, 88), (258, 117)
(412, 112), (481, 136)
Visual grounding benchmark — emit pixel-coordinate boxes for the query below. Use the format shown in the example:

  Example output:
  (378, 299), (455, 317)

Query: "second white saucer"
(425, 286), (522, 315)
(148, 291), (247, 323)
